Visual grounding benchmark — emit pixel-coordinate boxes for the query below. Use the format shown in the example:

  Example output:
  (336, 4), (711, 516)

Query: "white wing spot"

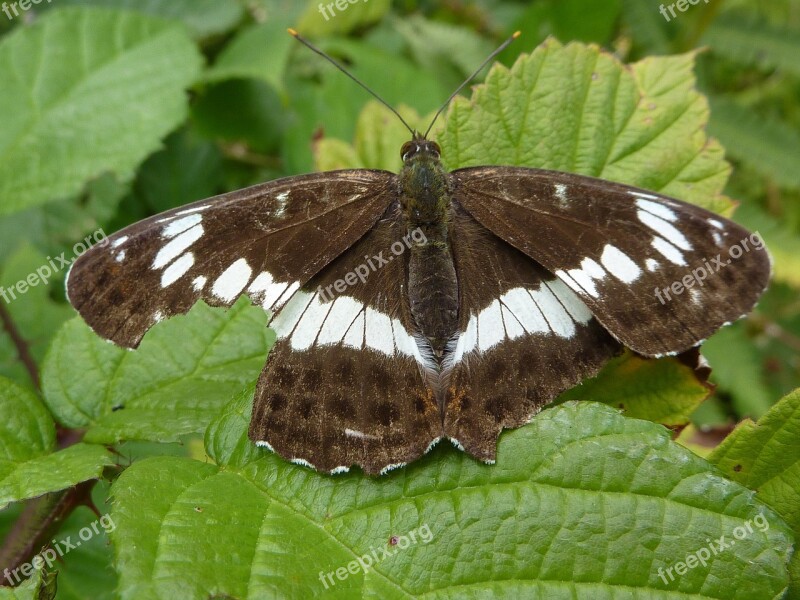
(651, 236), (686, 265)
(176, 205), (211, 216)
(153, 224), (203, 269)
(162, 214), (202, 239)
(530, 284), (575, 338)
(212, 258), (252, 302)
(161, 252), (195, 287)
(111, 236), (128, 248)
(635, 198), (677, 222)
(115, 250), (126, 263)
(554, 183), (568, 205)
(708, 218), (724, 230)
(645, 258), (660, 272)
(546, 279), (592, 324)
(192, 276), (207, 291)
(477, 299), (504, 351)
(291, 294), (334, 350)
(627, 190), (659, 200)
(365, 307), (395, 355)
(637, 210), (692, 250)
(600, 244), (641, 283)
(274, 191), (290, 218)
(344, 428), (379, 440)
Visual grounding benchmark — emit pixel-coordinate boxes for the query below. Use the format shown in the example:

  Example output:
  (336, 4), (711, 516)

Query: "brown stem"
(0, 302), (39, 390)
(0, 480), (97, 587)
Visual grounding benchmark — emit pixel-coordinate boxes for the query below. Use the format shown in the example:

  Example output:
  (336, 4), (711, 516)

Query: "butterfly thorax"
(399, 139), (459, 363)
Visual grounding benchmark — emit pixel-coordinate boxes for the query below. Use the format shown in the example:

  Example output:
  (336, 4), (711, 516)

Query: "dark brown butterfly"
(67, 31), (770, 474)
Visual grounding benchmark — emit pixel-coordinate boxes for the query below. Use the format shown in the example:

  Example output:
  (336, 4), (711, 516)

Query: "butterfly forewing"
(67, 170), (395, 348)
(452, 167), (771, 357)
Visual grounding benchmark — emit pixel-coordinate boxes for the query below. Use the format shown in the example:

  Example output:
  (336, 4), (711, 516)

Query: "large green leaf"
(54, 0), (244, 39)
(40, 298), (272, 444)
(441, 39), (733, 214)
(709, 388), (800, 598)
(0, 377), (112, 508)
(109, 399), (792, 599)
(0, 7), (202, 215)
(204, 21), (294, 93)
(709, 388), (800, 533)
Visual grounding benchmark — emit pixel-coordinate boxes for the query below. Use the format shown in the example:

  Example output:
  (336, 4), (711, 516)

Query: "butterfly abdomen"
(399, 148), (459, 360)
(408, 235), (459, 358)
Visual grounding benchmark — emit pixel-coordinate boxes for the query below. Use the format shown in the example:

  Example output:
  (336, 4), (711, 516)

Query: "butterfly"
(66, 31), (771, 475)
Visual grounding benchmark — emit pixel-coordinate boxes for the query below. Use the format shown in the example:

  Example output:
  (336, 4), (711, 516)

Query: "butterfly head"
(401, 138), (441, 165)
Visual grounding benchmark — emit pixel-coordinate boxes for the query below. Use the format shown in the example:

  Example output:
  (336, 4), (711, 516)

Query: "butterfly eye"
(401, 142), (415, 161)
(430, 142), (441, 158)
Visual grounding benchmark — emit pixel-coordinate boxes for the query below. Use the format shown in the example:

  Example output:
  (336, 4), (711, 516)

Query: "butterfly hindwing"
(443, 205), (622, 461)
(452, 167), (771, 357)
(67, 170), (395, 348)
(249, 202), (442, 475)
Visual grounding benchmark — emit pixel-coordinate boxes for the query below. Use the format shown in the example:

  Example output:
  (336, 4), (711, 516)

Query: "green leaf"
(109, 402), (792, 599)
(708, 97), (800, 190)
(701, 322), (773, 418)
(313, 101), (431, 171)
(709, 388), (800, 533)
(295, 0), (391, 37)
(0, 377), (112, 508)
(703, 13), (800, 77)
(0, 7), (203, 215)
(41, 298), (273, 444)
(729, 201), (800, 288)
(192, 79), (286, 155)
(204, 21), (294, 92)
(0, 568), (50, 599)
(55, 0), (244, 39)
(709, 387), (800, 598)
(440, 39), (734, 214)
(557, 352), (710, 425)
(132, 129), (223, 214)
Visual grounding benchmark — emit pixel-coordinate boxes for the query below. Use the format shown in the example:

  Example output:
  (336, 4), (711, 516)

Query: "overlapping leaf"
(109, 400), (793, 599)
(0, 7), (202, 215)
(41, 299), (272, 444)
(0, 377), (112, 508)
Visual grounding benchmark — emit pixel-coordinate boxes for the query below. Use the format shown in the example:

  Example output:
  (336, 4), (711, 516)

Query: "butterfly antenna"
(423, 31), (520, 139)
(288, 28), (416, 137)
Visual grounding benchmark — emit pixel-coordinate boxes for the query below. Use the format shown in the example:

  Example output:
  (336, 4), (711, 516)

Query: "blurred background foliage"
(0, 0), (798, 596)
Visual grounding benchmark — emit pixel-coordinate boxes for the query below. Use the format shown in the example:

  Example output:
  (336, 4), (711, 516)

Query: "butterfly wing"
(443, 205), (622, 461)
(67, 170), (396, 348)
(452, 167), (771, 357)
(249, 202), (441, 475)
